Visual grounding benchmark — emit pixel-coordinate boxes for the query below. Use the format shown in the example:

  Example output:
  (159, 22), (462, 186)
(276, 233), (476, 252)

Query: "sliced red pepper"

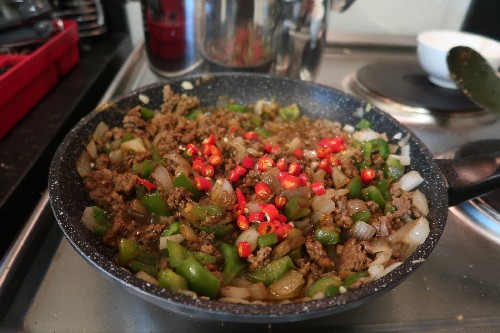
(276, 158), (287, 172)
(262, 204), (280, 221)
(276, 214), (288, 224)
(137, 177), (156, 192)
(258, 221), (276, 236)
(201, 164), (214, 177)
(255, 182), (272, 200)
(311, 182), (326, 195)
(274, 195), (287, 209)
(361, 168), (376, 184)
(328, 155), (341, 167)
(319, 159), (333, 174)
(203, 134), (216, 145)
(228, 170), (241, 183)
(275, 224), (293, 240)
(192, 158), (205, 173)
(316, 146), (331, 158)
(236, 215), (250, 230)
(280, 174), (301, 190)
(235, 188), (247, 211)
(299, 172), (309, 186)
(237, 241), (252, 258)
(243, 131), (259, 140)
(234, 165), (247, 177)
(257, 156), (275, 171)
(249, 211), (265, 222)
(276, 171), (288, 180)
(194, 176), (212, 191)
(186, 143), (199, 158)
(208, 154), (221, 166)
(288, 162), (301, 176)
(294, 148), (304, 159)
(241, 157), (254, 169)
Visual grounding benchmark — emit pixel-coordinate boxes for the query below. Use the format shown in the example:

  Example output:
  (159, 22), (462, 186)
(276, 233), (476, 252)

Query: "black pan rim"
(48, 72), (448, 323)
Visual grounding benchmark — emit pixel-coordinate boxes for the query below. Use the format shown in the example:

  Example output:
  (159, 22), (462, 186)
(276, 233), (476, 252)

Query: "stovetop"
(1, 40), (499, 332)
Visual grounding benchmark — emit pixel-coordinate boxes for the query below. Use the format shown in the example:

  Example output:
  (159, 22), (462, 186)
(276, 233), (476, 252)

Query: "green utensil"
(447, 46), (500, 116)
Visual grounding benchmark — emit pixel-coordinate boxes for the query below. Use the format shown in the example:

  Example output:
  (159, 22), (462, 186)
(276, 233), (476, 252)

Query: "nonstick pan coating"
(48, 73), (448, 323)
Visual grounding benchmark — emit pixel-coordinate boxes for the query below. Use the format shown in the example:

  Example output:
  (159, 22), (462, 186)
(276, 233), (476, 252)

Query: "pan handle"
(436, 156), (500, 206)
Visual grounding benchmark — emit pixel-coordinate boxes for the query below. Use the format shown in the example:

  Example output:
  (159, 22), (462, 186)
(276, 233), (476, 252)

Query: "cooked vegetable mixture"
(77, 83), (430, 303)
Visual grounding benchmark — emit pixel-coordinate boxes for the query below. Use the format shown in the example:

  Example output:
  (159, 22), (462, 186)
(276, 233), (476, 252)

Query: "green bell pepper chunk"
(190, 203), (226, 222)
(128, 261), (157, 277)
(284, 196), (311, 221)
(305, 276), (342, 298)
(140, 106), (155, 120)
(219, 242), (245, 283)
(370, 138), (389, 159)
(384, 201), (397, 214)
(191, 222), (233, 236)
(167, 241), (190, 269)
(383, 157), (404, 181)
(189, 251), (217, 265)
(288, 246), (305, 263)
(227, 103), (247, 113)
(351, 209), (371, 223)
(141, 192), (172, 216)
(175, 256), (221, 299)
(278, 103), (300, 120)
(362, 185), (386, 209)
(186, 108), (203, 120)
(117, 238), (140, 265)
(162, 222), (181, 236)
(361, 140), (373, 166)
(87, 206), (110, 237)
(343, 271), (369, 288)
(133, 159), (154, 179)
(314, 228), (340, 245)
(347, 176), (362, 199)
(121, 131), (134, 142)
(158, 268), (188, 292)
(257, 233), (279, 248)
(150, 147), (164, 163)
(173, 172), (203, 201)
(376, 179), (392, 201)
(247, 256), (295, 286)
(355, 118), (371, 129)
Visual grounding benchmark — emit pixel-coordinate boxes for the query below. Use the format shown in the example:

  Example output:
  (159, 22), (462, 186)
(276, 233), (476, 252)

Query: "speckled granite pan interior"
(48, 73), (448, 323)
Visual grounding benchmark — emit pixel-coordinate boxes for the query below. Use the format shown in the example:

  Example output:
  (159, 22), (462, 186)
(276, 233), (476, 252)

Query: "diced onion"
(235, 229), (259, 251)
(121, 138), (147, 153)
(247, 282), (267, 300)
(281, 186), (310, 198)
(412, 190), (429, 216)
(159, 234), (185, 250)
(92, 121), (109, 140)
(398, 133), (411, 148)
(76, 151), (93, 177)
(332, 167), (350, 189)
(181, 81), (194, 90)
(138, 93), (150, 104)
(180, 224), (199, 242)
(370, 249), (392, 266)
(350, 221), (376, 241)
(388, 217), (430, 245)
(86, 140), (98, 160)
(219, 286), (251, 300)
(210, 178), (235, 209)
(81, 206), (98, 232)
(135, 271), (158, 285)
(152, 165), (174, 193)
(353, 129), (379, 142)
(166, 153), (192, 176)
(108, 149), (123, 165)
(398, 170), (424, 191)
(268, 269), (305, 299)
(288, 137), (303, 152)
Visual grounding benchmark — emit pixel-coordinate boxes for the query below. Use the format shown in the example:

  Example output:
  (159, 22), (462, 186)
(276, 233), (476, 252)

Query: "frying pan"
(48, 73), (499, 323)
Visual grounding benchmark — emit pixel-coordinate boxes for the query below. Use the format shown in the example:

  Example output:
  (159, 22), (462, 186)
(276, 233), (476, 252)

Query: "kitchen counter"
(0, 32), (132, 313)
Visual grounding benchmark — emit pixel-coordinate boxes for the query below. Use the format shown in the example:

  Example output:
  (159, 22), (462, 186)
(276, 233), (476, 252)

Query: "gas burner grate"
(345, 60), (498, 128)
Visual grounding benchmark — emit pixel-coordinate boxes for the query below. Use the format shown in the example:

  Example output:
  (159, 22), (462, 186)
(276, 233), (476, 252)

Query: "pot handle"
(436, 156), (500, 206)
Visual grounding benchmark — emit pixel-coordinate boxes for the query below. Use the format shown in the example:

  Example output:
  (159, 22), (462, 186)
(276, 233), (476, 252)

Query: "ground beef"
(305, 234), (334, 270)
(165, 187), (190, 211)
(247, 247), (272, 271)
(337, 238), (372, 273)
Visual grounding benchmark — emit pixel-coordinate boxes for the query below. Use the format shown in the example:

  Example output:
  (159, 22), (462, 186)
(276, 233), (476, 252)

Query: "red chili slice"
(275, 224), (293, 240)
(237, 241), (252, 258)
(201, 164), (214, 177)
(293, 148), (304, 159)
(288, 162), (301, 176)
(236, 215), (250, 230)
(280, 174), (300, 190)
(185, 143), (199, 157)
(361, 168), (376, 184)
(137, 177), (156, 192)
(194, 176), (212, 191)
(257, 221), (276, 235)
(311, 182), (326, 195)
(274, 195), (287, 209)
(243, 131), (259, 140)
(241, 157), (255, 169)
(257, 156), (275, 171)
(203, 134), (216, 145)
(249, 211), (265, 222)
(255, 182), (271, 200)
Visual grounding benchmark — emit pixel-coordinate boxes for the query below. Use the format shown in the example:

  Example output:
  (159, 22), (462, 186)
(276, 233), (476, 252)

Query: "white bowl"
(417, 30), (500, 89)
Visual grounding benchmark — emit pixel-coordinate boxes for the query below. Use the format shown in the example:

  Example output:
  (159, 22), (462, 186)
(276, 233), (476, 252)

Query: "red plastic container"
(0, 20), (80, 139)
